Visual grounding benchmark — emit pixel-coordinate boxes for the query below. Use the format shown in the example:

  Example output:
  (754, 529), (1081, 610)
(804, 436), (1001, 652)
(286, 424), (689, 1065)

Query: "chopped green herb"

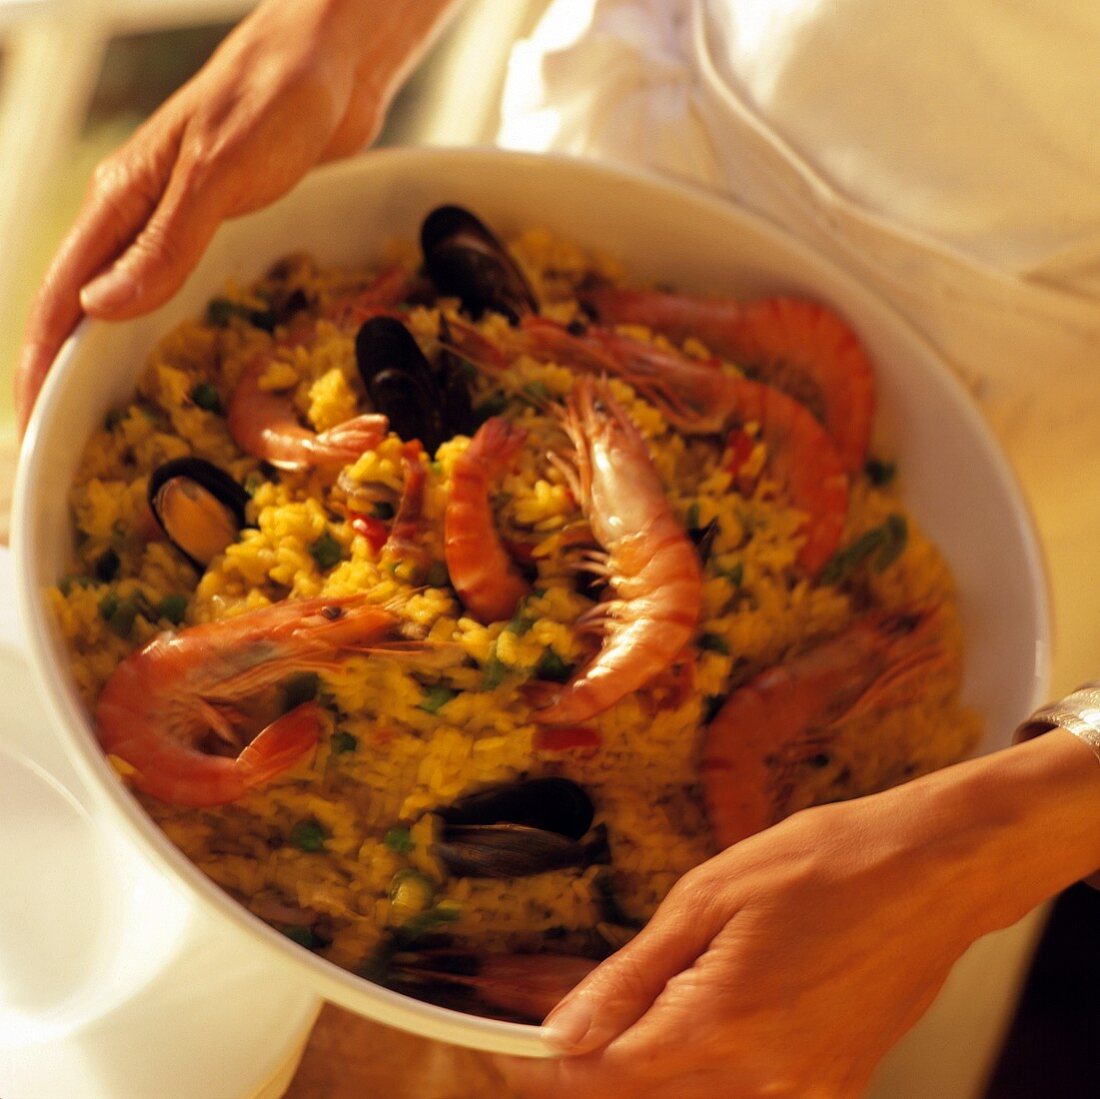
(865, 458), (897, 486)
(698, 632), (730, 655)
(370, 500), (395, 520)
(505, 608), (535, 636)
(393, 900), (462, 946)
(383, 826), (413, 854)
(98, 592), (119, 621)
(206, 298), (277, 331)
(535, 648), (574, 683)
(106, 600), (139, 638)
(331, 730), (358, 754)
(684, 502), (700, 530)
(189, 382), (222, 413)
(282, 673), (320, 712)
(820, 513), (908, 585)
(425, 560), (449, 588)
(281, 926), (324, 950)
(418, 684), (457, 713)
(309, 531), (343, 571)
(289, 818), (327, 852)
(481, 648), (508, 690)
(59, 574), (94, 597)
(156, 593), (188, 625)
(722, 562), (744, 588)
(874, 514), (908, 572)
(94, 548), (120, 583)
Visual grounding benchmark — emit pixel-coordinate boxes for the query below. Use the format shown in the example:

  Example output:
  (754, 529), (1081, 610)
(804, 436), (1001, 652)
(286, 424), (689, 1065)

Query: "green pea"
(289, 819), (327, 852)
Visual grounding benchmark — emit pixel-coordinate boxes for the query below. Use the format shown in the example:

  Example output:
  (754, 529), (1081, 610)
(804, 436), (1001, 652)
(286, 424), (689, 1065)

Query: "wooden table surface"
(0, 432), (514, 1099)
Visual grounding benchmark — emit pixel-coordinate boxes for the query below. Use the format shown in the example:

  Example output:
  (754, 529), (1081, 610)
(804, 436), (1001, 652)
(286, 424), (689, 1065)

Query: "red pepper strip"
(502, 538), (538, 565)
(349, 512), (388, 551)
(533, 726), (602, 752)
(725, 428), (754, 479)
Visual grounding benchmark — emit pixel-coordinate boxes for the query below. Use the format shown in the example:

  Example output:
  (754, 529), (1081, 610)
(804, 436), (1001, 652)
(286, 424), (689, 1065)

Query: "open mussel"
(420, 205), (538, 323)
(432, 777), (604, 878)
(147, 457), (249, 569)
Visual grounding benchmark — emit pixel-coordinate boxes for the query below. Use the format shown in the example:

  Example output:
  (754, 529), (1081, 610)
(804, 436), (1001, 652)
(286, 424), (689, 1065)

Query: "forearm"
(339, 0), (465, 106)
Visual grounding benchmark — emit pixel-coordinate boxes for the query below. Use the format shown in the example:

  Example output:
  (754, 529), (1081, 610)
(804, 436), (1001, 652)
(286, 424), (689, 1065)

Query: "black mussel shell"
(356, 316), (445, 451)
(421, 205), (538, 323)
(689, 518), (721, 564)
(435, 777), (594, 841)
(436, 316), (478, 438)
(433, 823), (598, 879)
(147, 457), (249, 570)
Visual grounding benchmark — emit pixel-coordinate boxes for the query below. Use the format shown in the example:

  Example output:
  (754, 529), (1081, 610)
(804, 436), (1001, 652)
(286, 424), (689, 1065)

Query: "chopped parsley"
(289, 819), (327, 852)
(418, 684), (457, 713)
(309, 531), (343, 571)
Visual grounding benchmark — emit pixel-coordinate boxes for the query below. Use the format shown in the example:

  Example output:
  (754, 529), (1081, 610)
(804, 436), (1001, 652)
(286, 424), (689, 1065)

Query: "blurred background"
(1, 2), (1096, 1095)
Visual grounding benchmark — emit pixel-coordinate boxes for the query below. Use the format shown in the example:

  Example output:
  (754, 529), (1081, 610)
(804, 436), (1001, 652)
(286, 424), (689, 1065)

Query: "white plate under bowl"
(13, 146), (1051, 1058)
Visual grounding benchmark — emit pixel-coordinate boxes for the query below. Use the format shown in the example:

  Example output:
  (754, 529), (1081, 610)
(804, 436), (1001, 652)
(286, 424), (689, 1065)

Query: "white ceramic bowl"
(13, 146), (1051, 1057)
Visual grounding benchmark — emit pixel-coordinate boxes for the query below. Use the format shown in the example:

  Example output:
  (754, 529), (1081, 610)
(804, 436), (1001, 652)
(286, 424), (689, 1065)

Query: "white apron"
(499, 0), (1100, 698)
(497, 2), (1100, 1094)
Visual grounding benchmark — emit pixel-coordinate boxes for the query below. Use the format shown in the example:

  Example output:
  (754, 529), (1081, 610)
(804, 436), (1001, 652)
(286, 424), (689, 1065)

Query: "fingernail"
(82, 268), (137, 311)
(541, 1000), (592, 1051)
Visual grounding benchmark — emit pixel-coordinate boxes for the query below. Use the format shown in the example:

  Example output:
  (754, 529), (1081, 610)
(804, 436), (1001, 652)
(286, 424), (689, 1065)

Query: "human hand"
(498, 780), (1012, 1099)
(14, 0), (457, 433)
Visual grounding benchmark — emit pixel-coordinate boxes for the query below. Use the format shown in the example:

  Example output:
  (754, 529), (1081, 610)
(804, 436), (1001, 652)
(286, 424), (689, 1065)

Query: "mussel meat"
(420, 205), (538, 323)
(147, 457), (249, 569)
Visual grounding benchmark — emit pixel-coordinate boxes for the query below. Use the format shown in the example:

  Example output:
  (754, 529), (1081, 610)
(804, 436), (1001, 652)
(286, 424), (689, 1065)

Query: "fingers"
(14, 121), (180, 433)
(80, 149), (227, 319)
(541, 878), (727, 1055)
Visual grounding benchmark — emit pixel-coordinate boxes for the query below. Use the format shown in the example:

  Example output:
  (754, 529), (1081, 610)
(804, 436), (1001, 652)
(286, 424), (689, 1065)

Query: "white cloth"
(498, 0), (1100, 699)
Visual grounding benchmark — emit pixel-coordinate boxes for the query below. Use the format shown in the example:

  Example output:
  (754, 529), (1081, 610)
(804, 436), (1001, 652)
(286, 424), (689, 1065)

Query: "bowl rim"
(12, 144), (1053, 1057)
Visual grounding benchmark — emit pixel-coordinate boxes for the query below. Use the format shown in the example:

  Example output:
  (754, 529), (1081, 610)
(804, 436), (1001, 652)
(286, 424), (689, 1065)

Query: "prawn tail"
(466, 416), (527, 473)
(235, 700), (326, 787)
(310, 414), (390, 465)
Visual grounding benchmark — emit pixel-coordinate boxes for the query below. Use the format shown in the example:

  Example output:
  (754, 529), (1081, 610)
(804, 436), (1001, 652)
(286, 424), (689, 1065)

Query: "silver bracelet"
(1015, 681), (1100, 764)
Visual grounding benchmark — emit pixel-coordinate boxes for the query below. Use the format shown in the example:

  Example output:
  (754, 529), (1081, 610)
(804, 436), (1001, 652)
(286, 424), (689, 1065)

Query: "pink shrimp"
(582, 286), (875, 473)
(444, 417), (531, 623)
(534, 377), (703, 725)
(382, 445), (428, 567)
(512, 317), (849, 576)
(227, 266), (410, 470)
(391, 950), (598, 1023)
(699, 606), (949, 849)
(96, 595), (403, 807)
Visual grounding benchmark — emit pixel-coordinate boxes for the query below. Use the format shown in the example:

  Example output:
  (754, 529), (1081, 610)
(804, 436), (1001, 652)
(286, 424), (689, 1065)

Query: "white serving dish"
(12, 146), (1051, 1059)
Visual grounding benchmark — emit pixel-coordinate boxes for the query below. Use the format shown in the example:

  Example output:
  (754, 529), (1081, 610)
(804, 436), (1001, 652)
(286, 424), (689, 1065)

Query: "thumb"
(542, 885), (722, 1056)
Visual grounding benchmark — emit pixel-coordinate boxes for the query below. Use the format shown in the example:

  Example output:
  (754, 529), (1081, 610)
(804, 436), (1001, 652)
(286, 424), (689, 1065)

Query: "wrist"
(908, 731), (1100, 937)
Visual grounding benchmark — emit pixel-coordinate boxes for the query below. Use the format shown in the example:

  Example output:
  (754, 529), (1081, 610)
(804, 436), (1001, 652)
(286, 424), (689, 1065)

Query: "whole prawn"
(444, 417), (531, 623)
(700, 606), (949, 849)
(467, 316), (849, 576)
(96, 594), (402, 807)
(534, 377), (702, 725)
(227, 266), (409, 470)
(582, 285), (875, 473)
